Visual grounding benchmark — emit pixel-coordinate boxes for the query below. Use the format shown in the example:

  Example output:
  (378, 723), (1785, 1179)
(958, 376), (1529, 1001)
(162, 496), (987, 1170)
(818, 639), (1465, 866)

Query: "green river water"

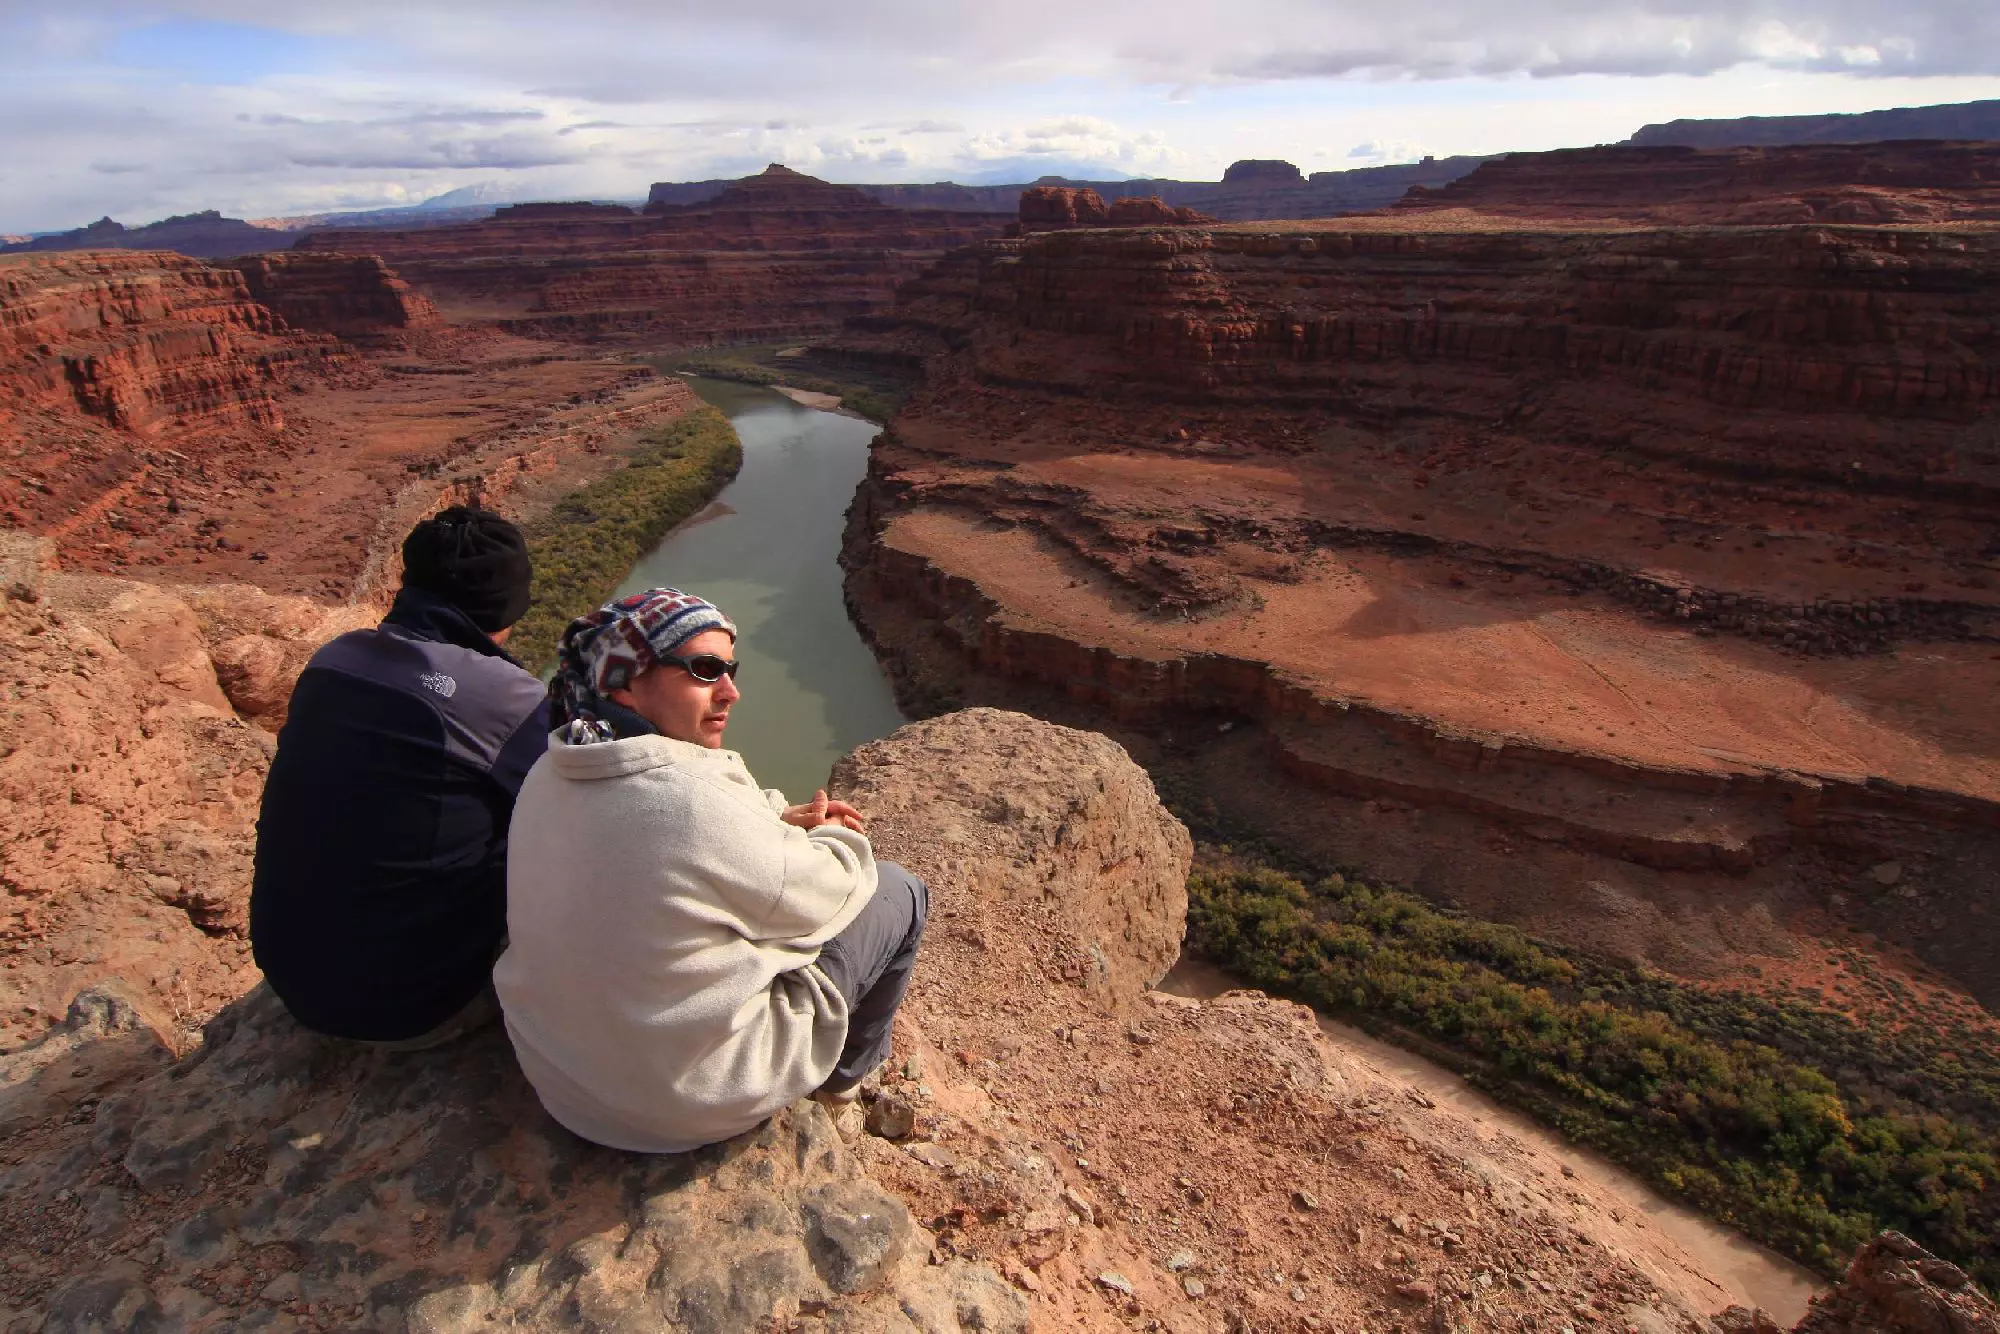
(613, 376), (905, 801)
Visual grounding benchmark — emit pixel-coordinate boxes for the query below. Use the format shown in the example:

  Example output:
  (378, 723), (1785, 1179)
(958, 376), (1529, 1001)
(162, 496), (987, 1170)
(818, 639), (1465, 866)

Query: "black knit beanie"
(399, 506), (533, 632)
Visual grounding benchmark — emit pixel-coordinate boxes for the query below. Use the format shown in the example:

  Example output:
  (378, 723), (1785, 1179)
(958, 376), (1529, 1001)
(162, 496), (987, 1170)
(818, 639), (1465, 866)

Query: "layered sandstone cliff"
(223, 252), (441, 345)
(1394, 141), (2000, 224)
(834, 213), (2000, 1005)
(294, 166), (1013, 343)
(0, 242), (699, 592)
(0, 250), (342, 444)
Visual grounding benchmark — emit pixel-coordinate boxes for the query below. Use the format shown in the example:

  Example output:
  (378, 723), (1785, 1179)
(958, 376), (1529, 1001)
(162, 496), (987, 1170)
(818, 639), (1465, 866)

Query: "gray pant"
(812, 861), (928, 1095)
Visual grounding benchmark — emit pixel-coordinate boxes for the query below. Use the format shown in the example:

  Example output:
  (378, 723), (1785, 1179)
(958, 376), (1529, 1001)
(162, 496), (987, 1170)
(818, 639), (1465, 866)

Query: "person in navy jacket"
(251, 506), (549, 1047)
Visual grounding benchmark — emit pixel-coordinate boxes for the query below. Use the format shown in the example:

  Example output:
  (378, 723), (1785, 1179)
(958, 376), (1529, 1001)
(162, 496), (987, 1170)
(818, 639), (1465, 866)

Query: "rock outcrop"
(1394, 141), (2000, 224)
(1015, 188), (1214, 233)
(1222, 159), (1306, 187)
(0, 534), (372, 1051)
(223, 254), (441, 345)
(831, 208), (2000, 1005)
(0, 708), (1817, 1331)
(1018, 185), (1111, 230)
(294, 166), (1013, 344)
(3, 985), (1027, 1333)
(1789, 1231), (1999, 1332)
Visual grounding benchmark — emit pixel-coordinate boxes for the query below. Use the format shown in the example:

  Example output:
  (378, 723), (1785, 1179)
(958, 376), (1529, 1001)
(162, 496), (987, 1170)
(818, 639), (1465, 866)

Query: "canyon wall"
(0, 250), (342, 447)
(222, 252), (441, 345)
(835, 212), (2000, 1003)
(1394, 141), (2000, 223)
(0, 244), (701, 599)
(295, 165), (1012, 343)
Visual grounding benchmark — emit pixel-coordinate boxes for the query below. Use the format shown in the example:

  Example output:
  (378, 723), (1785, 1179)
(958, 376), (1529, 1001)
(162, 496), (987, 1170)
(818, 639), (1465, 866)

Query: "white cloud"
(1346, 139), (1430, 165)
(3, 1), (2000, 229)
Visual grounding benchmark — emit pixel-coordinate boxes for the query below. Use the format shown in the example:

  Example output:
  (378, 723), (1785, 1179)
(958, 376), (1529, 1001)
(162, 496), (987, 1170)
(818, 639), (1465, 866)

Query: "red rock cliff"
(223, 252), (440, 345)
(0, 250), (341, 442)
(863, 223), (2000, 476)
(293, 166), (1014, 343)
(1016, 187), (1215, 233)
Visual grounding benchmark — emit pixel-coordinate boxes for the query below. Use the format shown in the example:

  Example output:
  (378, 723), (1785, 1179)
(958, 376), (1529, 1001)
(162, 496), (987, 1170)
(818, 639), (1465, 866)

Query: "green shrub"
(673, 352), (906, 424)
(508, 406), (742, 669)
(1186, 862), (2000, 1288)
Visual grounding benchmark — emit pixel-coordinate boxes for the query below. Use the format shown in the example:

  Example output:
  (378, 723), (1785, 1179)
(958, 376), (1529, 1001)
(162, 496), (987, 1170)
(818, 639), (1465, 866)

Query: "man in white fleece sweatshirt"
(493, 587), (927, 1154)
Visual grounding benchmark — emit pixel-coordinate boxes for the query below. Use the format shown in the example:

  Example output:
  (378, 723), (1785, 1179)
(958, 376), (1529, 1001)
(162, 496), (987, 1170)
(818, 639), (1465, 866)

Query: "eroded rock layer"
(1394, 141), (2000, 224)
(294, 165), (1012, 342)
(836, 216), (2000, 1002)
(222, 252), (441, 345)
(0, 250), (342, 442)
(0, 242), (700, 591)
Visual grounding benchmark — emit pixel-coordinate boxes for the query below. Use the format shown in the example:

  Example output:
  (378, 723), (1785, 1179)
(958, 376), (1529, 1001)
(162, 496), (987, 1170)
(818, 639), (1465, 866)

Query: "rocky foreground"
(0, 706), (1989, 1331)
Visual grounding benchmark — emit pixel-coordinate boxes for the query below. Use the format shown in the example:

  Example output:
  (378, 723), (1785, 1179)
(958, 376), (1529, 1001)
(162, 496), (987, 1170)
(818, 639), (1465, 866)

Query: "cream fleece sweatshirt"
(493, 731), (877, 1153)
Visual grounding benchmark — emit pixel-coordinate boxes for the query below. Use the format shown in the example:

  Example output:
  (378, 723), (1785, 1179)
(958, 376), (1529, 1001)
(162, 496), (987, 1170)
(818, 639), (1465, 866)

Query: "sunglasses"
(657, 652), (740, 683)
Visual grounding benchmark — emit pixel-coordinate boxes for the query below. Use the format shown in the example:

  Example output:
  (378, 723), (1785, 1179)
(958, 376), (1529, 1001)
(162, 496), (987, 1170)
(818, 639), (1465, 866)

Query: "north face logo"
(419, 672), (458, 699)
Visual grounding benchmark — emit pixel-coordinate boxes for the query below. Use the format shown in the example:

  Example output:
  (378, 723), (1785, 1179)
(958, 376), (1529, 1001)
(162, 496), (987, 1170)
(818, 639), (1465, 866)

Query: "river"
(613, 376), (904, 801)
(621, 374), (1820, 1323)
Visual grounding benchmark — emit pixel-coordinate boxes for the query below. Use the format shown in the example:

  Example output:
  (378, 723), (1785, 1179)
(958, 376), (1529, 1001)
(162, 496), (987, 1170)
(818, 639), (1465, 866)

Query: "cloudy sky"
(5, 0), (1999, 232)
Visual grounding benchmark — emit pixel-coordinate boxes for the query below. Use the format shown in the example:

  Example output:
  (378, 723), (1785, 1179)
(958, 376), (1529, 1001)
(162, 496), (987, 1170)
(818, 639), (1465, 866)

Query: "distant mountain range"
(262, 185), (648, 232)
(648, 156), (1495, 222)
(13, 97), (2000, 262)
(1629, 98), (2000, 148)
(2, 188), (649, 259)
(0, 211), (286, 260)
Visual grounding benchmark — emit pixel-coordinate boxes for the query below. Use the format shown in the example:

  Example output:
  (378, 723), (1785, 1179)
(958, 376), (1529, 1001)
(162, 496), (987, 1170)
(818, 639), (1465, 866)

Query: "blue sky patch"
(107, 19), (337, 84)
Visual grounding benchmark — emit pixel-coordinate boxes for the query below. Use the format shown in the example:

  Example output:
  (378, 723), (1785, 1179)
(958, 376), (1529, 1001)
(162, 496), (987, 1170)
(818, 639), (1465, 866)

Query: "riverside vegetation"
(1181, 849), (2000, 1294)
(668, 343), (911, 424)
(509, 405), (743, 667)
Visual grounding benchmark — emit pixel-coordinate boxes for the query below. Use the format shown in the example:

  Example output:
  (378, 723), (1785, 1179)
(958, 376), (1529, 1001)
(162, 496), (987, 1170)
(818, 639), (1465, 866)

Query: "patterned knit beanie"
(551, 587), (736, 742)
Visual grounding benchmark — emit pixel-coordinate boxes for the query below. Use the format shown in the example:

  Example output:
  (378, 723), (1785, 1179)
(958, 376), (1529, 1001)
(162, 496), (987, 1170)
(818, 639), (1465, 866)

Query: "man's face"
(611, 628), (740, 748)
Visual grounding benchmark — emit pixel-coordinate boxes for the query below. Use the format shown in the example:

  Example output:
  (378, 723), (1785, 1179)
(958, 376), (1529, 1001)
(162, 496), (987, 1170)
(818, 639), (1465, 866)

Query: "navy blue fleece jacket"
(251, 587), (549, 1041)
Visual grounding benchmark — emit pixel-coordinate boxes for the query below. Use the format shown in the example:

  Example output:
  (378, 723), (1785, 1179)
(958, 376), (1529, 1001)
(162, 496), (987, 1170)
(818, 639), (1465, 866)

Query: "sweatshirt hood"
(543, 730), (751, 784)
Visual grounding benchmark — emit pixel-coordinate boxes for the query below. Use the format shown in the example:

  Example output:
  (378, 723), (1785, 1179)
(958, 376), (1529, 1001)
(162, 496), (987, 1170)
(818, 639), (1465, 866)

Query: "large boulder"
(0, 708), (1196, 1332)
(1790, 1232), (1997, 1333)
(832, 707), (1191, 1004)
